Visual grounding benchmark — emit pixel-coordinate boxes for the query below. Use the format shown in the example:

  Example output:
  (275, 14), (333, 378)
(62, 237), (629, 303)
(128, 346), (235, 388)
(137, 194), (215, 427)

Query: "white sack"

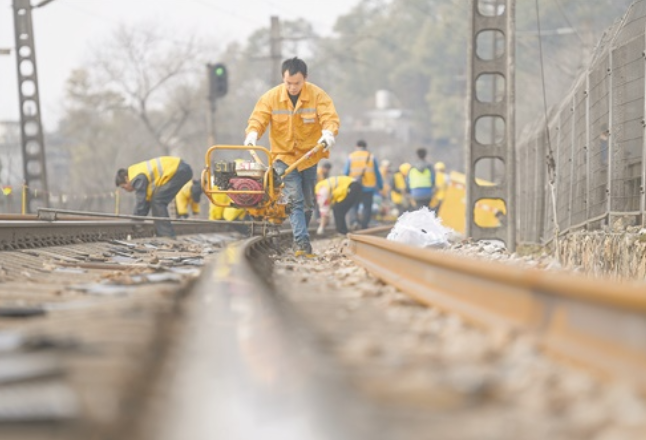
(387, 207), (452, 248)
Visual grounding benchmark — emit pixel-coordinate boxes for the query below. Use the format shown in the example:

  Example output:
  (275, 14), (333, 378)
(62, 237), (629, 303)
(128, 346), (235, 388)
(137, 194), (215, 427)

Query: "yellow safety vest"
(315, 176), (356, 205)
(348, 150), (376, 187)
(128, 156), (181, 201)
(408, 167), (433, 190)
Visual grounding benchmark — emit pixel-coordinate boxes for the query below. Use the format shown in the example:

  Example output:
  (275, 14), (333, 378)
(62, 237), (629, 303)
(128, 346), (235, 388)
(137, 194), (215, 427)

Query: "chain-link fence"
(517, 0), (646, 243)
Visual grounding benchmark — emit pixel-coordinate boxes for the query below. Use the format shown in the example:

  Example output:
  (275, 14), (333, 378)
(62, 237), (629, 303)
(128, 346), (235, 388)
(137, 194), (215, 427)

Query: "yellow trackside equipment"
(437, 171), (506, 234)
(202, 144), (325, 225)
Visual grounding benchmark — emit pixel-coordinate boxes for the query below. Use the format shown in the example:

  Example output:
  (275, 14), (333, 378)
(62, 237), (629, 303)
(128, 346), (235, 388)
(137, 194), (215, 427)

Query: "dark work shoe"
(294, 242), (315, 258)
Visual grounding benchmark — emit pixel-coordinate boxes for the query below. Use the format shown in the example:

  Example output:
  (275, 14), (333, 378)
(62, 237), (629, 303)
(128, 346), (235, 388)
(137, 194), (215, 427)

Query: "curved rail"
(345, 234), (646, 390)
(136, 232), (373, 440)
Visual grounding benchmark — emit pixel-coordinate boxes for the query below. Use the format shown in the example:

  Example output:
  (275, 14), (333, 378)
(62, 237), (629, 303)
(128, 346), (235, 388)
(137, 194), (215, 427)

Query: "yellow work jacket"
(208, 187), (245, 221)
(245, 82), (340, 171)
(315, 176), (355, 205)
(391, 171), (407, 205)
(348, 150), (376, 187)
(128, 157), (181, 201)
(430, 171), (447, 208)
(175, 180), (200, 215)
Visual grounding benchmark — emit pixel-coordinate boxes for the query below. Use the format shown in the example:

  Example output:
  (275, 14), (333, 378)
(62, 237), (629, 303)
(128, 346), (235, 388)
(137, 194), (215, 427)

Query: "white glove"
(318, 130), (335, 150)
(244, 131), (258, 146)
(316, 225), (324, 235)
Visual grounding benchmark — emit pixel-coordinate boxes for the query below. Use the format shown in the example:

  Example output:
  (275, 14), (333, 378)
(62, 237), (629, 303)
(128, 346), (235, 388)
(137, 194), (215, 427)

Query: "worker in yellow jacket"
(379, 159), (392, 199)
(343, 140), (384, 229)
(317, 161), (332, 182)
(315, 176), (362, 235)
(115, 156), (192, 237)
(208, 189), (246, 222)
(390, 162), (411, 215)
(430, 161), (447, 214)
(244, 57), (340, 257)
(175, 179), (203, 218)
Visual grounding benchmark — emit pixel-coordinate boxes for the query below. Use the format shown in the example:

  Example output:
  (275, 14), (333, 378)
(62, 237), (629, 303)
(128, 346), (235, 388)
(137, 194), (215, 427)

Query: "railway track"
(0, 219), (644, 439)
(345, 232), (646, 390)
(0, 218), (243, 440)
(0, 211), (244, 250)
(267, 233), (646, 439)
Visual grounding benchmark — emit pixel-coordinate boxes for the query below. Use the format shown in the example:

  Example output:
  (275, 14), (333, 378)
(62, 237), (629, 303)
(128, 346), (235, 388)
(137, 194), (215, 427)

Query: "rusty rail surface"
(345, 234), (646, 391)
(134, 232), (373, 440)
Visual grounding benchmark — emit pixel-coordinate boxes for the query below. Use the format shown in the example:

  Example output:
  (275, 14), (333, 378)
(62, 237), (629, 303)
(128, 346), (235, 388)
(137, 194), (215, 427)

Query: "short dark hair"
(356, 140), (367, 149)
(281, 57), (307, 77)
(115, 168), (128, 187)
(322, 162), (332, 169)
(416, 148), (427, 160)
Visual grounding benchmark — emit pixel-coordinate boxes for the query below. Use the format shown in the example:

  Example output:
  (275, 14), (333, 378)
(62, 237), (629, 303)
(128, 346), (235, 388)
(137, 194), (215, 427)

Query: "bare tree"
(90, 23), (202, 155)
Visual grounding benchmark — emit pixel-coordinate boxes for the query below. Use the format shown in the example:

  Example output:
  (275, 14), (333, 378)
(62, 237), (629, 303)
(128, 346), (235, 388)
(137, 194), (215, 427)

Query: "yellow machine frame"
(201, 144), (324, 225)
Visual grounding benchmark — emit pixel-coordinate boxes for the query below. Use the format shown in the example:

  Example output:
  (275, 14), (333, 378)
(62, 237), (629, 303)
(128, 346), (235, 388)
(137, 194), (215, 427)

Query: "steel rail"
(345, 234), (646, 390)
(37, 207), (257, 225)
(135, 232), (375, 440)
(0, 219), (237, 250)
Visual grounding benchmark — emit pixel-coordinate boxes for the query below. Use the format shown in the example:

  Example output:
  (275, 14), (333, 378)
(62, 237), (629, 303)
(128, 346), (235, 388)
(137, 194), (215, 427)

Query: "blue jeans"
(274, 161), (317, 247)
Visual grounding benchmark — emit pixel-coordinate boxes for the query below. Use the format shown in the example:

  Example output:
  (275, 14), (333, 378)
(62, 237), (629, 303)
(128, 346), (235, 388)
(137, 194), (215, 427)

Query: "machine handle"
(278, 143), (325, 178)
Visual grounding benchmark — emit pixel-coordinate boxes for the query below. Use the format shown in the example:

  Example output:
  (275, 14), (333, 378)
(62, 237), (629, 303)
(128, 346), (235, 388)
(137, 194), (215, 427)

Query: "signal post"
(206, 63), (228, 146)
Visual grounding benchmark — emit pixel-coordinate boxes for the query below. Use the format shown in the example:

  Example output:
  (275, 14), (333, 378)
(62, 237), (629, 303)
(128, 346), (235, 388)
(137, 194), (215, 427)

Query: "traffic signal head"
(208, 63), (228, 100)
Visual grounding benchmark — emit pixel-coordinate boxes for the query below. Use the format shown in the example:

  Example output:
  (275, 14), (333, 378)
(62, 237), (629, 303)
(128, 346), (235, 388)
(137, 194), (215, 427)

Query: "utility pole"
(489, 0), (501, 183)
(12, 0), (51, 213)
(270, 16), (282, 85)
(465, 0), (516, 251)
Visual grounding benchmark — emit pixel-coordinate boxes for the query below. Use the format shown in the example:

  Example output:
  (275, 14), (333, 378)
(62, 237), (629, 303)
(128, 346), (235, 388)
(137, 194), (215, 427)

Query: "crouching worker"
(209, 189), (248, 234)
(115, 156), (192, 238)
(315, 176), (362, 235)
(175, 179), (203, 219)
(208, 192), (246, 222)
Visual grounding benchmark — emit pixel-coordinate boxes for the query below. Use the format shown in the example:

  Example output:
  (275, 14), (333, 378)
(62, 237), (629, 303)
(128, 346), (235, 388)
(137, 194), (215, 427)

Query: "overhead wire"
(551, 0), (586, 46)
(57, 0), (205, 49)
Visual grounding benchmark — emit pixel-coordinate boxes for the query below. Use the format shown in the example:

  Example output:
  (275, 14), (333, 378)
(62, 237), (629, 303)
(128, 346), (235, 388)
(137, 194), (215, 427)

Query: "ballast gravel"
(272, 237), (646, 440)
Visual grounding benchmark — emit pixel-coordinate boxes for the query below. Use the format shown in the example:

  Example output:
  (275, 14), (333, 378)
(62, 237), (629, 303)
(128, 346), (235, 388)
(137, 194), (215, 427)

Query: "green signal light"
(215, 67), (224, 75)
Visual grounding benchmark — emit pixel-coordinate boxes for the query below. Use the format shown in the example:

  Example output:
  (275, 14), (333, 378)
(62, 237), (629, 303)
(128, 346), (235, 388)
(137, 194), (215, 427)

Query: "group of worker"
(313, 142), (448, 233)
(114, 56), (446, 257)
(386, 149), (448, 217)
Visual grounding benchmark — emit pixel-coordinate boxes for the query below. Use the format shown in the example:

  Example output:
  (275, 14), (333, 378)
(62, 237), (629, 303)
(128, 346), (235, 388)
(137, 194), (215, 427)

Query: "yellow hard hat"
(435, 161), (446, 171)
(399, 162), (411, 175)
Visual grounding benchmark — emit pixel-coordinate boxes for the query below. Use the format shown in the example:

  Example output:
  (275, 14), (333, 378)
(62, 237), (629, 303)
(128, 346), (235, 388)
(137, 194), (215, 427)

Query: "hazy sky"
(0, 0), (361, 128)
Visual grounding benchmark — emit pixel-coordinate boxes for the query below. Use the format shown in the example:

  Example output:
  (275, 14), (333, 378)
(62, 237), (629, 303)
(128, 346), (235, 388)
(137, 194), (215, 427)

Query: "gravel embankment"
(273, 237), (646, 440)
